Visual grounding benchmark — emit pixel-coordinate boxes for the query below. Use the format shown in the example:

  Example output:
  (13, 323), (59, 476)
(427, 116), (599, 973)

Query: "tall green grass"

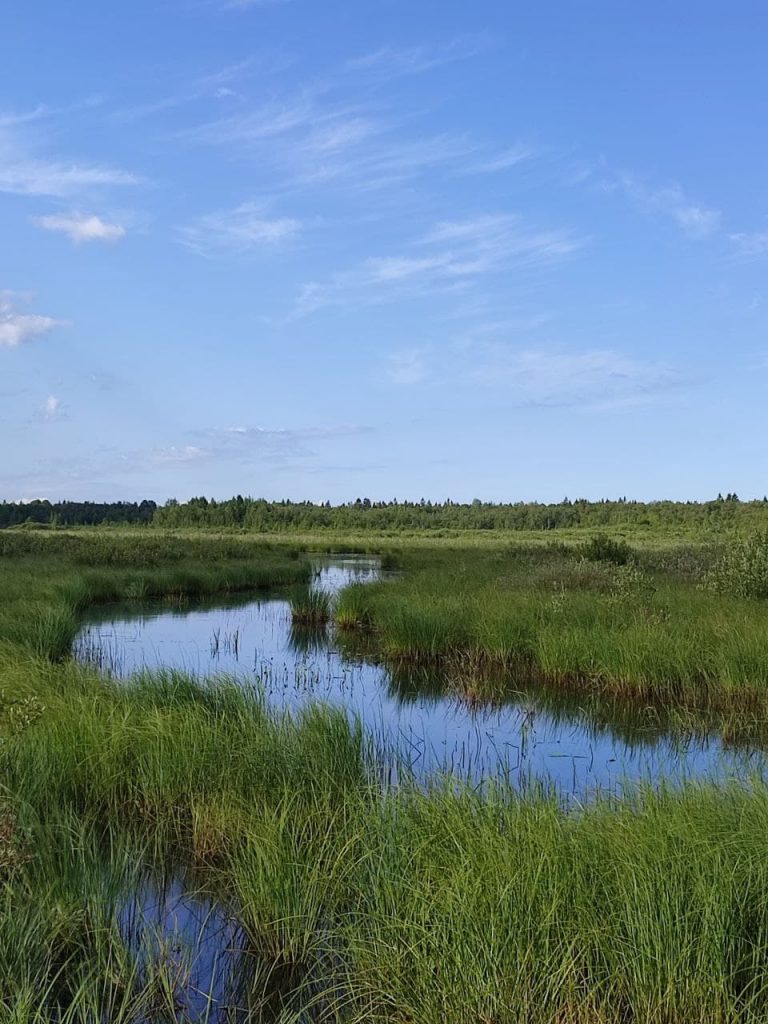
(5, 671), (768, 1022)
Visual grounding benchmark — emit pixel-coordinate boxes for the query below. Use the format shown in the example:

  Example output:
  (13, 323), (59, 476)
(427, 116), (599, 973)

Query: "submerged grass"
(5, 529), (768, 1019)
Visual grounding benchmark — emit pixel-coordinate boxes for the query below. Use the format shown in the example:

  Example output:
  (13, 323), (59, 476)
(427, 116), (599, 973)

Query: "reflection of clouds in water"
(73, 558), (765, 801)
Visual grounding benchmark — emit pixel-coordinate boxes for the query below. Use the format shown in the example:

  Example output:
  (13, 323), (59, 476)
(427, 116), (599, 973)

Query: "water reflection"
(73, 557), (767, 799)
(119, 876), (323, 1023)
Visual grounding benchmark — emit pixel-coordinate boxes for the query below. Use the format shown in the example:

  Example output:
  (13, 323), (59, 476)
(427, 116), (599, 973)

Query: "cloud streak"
(344, 36), (493, 80)
(35, 213), (126, 243)
(608, 174), (721, 239)
(179, 202), (301, 255)
(0, 114), (138, 198)
(179, 83), (533, 195)
(294, 213), (583, 315)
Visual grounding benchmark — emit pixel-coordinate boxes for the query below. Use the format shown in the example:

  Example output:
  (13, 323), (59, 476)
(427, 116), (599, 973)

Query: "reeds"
(289, 589), (331, 626)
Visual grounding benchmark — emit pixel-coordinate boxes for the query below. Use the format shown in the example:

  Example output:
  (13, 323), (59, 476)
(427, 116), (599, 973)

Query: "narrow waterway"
(73, 556), (765, 799)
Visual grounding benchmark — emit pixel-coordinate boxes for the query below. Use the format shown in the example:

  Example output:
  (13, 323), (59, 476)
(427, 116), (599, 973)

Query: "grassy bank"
(0, 530), (310, 662)
(334, 539), (768, 719)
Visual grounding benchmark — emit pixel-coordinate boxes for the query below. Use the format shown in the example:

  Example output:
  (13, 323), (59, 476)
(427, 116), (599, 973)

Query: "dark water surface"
(74, 556), (765, 800)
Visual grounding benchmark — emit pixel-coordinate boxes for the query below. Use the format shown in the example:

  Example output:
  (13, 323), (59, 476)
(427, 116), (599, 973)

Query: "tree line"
(0, 500), (157, 528)
(1, 493), (765, 533)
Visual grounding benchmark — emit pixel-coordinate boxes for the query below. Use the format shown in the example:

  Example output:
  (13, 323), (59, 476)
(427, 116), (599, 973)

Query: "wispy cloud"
(152, 424), (369, 465)
(387, 343), (682, 408)
(179, 201), (301, 254)
(178, 94), (339, 147)
(1, 422), (370, 498)
(608, 174), (721, 239)
(344, 37), (492, 80)
(0, 292), (63, 349)
(386, 350), (429, 385)
(35, 212), (126, 243)
(294, 214), (582, 315)
(472, 348), (682, 405)
(0, 106), (48, 128)
(420, 214), (579, 265)
(729, 230), (768, 259)
(109, 58), (290, 123)
(294, 132), (476, 191)
(179, 89), (519, 193)
(0, 159), (137, 198)
(460, 144), (535, 175)
(0, 114), (138, 198)
(152, 444), (208, 464)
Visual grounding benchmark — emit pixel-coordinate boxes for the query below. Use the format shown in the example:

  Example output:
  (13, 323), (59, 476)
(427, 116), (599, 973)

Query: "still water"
(73, 556), (765, 800)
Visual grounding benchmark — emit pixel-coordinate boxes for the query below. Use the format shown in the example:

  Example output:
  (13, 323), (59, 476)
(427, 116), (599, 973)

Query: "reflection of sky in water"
(120, 878), (248, 1023)
(74, 557), (767, 799)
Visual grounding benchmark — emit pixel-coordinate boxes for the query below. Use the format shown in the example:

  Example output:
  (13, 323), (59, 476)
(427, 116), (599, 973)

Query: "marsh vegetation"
(3, 527), (768, 1020)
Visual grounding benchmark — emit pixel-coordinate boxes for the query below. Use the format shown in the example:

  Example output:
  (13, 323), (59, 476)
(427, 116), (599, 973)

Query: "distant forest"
(0, 493), (765, 532)
(0, 501), (158, 528)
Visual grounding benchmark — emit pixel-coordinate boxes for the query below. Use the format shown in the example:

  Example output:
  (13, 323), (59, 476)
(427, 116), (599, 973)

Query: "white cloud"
(42, 395), (63, 420)
(179, 202), (301, 254)
(610, 174), (721, 239)
(0, 293), (62, 349)
(729, 231), (768, 258)
(35, 213), (125, 243)
(0, 157), (137, 198)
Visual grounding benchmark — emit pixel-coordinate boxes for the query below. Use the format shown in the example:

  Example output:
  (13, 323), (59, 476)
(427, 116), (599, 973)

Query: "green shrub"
(706, 532), (768, 599)
(580, 533), (635, 565)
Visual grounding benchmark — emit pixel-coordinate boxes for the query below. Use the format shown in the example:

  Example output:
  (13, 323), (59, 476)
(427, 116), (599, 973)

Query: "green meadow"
(2, 525), (768, 1020)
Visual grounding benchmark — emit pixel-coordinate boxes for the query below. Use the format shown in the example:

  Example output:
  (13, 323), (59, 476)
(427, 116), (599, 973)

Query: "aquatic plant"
(289, 590), (331, 626)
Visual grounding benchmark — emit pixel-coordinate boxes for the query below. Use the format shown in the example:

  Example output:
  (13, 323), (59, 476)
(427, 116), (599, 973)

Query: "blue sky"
(2, 1), (767, 503)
